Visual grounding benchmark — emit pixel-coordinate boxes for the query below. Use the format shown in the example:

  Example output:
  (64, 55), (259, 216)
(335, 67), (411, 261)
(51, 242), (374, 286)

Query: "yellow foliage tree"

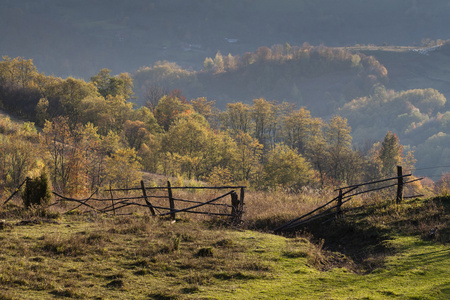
(105, 148), (142, 189)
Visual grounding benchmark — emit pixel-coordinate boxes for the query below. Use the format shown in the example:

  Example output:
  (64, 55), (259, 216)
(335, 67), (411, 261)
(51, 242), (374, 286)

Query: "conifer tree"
(22, 168), (52, 208)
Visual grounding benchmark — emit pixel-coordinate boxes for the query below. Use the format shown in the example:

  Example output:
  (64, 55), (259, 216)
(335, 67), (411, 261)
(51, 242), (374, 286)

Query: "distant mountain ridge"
(1, 0), (450, 79)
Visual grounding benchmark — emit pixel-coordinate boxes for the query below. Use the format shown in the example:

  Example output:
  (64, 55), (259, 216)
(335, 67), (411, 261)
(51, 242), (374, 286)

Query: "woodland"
(132, 43), (450, 180)
(1, 51), (436, 197)
(1, 0), (450, 188)
(3, 39), (450, 198)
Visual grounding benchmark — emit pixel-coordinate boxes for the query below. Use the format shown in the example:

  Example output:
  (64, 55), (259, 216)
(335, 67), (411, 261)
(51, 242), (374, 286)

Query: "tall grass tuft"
(243, 188), (335, 230)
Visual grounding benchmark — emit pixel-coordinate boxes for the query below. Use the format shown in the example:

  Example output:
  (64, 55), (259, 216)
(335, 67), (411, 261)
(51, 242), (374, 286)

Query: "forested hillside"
(2, 56), (434, 198)
(2, 0), (450, 192)
(133, 44), (388, 116)
(132, 43), (450, 179)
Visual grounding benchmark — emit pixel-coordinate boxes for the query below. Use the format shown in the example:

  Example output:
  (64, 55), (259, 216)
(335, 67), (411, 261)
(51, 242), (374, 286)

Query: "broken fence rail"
(53, 181), (245, 222)
(274, 166), (422, 233)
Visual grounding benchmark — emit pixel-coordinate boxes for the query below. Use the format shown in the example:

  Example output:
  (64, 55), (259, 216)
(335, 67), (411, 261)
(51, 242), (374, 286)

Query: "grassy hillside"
(0, 192), (449, 299)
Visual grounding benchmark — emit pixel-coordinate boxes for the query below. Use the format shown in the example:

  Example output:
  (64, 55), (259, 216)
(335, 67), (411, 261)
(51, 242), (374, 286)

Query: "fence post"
(109, 182), (115, 216)
(141, 180), (156, 216)
(240, 187), (245, 214)
(167, 181), (175, 220)
(336, 189), (343, 217)
(231, 191), (240, 222)
(396, 166), (403, 204)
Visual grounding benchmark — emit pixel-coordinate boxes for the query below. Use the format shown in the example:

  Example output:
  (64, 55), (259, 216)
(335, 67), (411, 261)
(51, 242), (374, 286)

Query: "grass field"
(0, 192), (449, 299)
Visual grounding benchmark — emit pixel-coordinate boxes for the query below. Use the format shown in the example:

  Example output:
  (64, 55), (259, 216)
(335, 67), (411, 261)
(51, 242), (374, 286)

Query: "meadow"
(0, 188), (449, 299)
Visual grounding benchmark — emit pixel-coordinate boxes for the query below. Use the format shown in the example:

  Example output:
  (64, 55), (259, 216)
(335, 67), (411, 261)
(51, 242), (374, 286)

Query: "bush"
(22, 169), (52, 208)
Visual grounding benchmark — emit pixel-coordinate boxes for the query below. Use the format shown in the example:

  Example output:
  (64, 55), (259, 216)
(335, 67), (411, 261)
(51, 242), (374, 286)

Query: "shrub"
(196, 247), (213, 257)
(22, 169), (52, 208)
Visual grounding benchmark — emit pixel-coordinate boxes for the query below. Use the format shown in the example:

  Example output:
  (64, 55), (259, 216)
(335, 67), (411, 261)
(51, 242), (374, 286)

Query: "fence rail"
(52, 180), (245, 222)
(274, 166), (423, 233)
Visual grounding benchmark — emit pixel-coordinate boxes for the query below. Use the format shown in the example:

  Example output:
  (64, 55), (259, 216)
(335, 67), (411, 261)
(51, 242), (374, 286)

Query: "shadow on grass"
(272, 196), (450, 273)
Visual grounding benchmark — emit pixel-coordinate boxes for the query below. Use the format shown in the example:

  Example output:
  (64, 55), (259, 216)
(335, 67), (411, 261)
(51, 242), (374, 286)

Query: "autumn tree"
(224, 53), (238, 70)
(154, 94), (192, 131)
(263, 144), (316, 190)
(143, 85), (168, 110)
(0, 122), (40, 189)
(42, 117), (104, 195)
(190, 97), (220, 129)
(42, 116), (72, 193)
(105, 148), (142, 189)
(255, 46), (272, 62)
(103, 95), (134, 133)
(162, 114), (213, 179)
(138, 132), (161, 173)
(79, 92), (136, 135)
(252, 98), (277, 150)
(122, 120), (150, 150)
(232, 131), (263, 184)
(0, 56), (39, 88)
(213, 51), (225, 73)
(206, 166), (234, 186)
(90, 68), (134, 100)
(89, 130), (121, 189)
(168, 89), (187, 104)
(81, 123), (111, 191)
(78, 95), (109, 132)
(35, 97), (50, 127)
(305, 124), (328, 186)
(0, 56), (42, 118)
(220, 102), (253, 135)
(203, 57), (214, 72)
(271, 44), (285, 60)
(377, 131), (403, 176)
(282, 107), (321, 155)
(131, 106), (161, 133)
(325, 116), (353, 183)
(52, 77), (99, 124)
(59, 123), (90, 196)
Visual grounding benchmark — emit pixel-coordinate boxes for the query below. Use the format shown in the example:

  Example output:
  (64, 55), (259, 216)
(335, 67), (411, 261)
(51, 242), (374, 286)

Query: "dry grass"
(3, 185), (396, 232)
(0, 210), (278, 298)
(0, 191), (449, 299)
(242, 188), (335, 230)
(38, 186), (343, 234)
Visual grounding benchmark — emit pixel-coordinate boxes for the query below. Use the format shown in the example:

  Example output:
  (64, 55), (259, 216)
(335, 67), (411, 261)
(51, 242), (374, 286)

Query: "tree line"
(0, 56), (413, 197)
(340, 85), (450, 175)
(133, 44), (388, 116)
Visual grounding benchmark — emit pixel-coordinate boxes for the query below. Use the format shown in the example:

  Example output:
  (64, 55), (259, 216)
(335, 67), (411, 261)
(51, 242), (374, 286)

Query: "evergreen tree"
(22, 168), (52, 208)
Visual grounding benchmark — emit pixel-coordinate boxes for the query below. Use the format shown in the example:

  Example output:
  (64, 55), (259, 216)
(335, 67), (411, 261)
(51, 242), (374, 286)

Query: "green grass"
(0, 196), (449, 299)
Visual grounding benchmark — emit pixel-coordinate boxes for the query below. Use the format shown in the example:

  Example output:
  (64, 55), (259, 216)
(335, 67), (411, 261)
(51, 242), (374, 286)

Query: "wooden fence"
(273, 166), (423, 233)
(53, 181), (245, 223)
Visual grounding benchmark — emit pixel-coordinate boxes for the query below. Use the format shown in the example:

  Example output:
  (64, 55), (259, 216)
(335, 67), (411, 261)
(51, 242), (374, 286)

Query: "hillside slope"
(0, 195), (448, 299)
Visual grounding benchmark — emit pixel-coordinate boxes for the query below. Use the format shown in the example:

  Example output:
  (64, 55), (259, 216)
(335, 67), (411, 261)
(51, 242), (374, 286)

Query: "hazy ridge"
(2, 0), (450, 78)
